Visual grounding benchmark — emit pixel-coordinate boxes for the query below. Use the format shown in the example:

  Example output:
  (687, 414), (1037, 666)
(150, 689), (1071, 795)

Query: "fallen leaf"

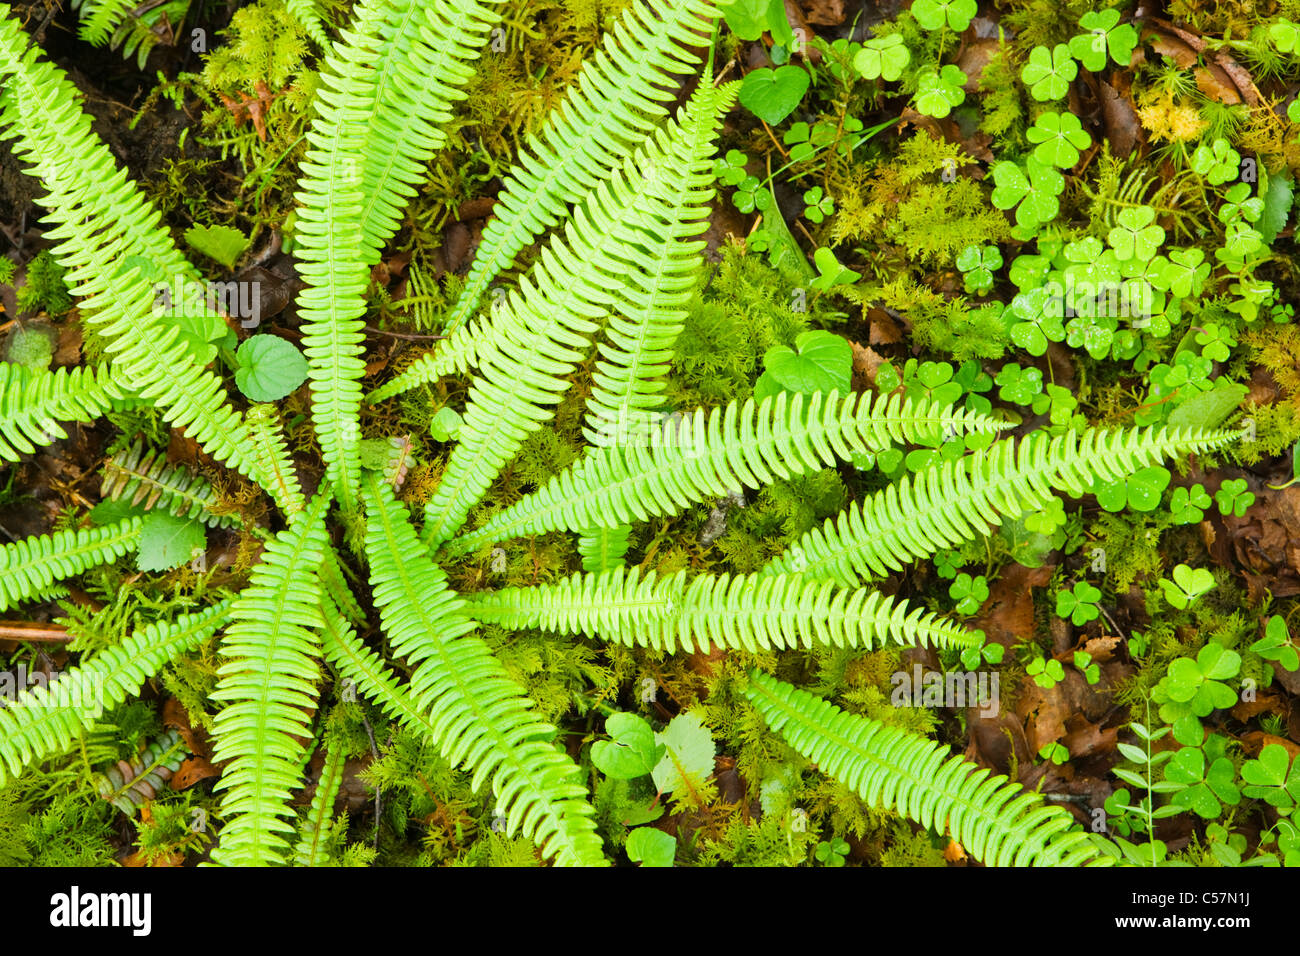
(170, 756), (219, 790)
(974, 562), (1054, 650)
(943, 838), (967, 862)
(1083, 634), (1121, 663)
(798, 0), (844, 25)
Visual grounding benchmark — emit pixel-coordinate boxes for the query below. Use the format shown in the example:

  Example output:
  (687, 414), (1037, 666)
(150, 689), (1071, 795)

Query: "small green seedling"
(1021, 44), (1077, 101)
(1027, 654), (1065, 689)
(814, 837), (850, 866)
(1039, 741), (1069, 765)
(1158, 564), (1216, 609)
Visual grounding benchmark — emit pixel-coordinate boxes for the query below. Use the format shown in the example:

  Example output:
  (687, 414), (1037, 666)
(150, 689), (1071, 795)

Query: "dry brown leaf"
(973, 562), (1054, 649)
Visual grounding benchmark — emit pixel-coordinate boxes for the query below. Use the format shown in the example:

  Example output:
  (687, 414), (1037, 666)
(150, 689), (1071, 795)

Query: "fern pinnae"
(0, 516), (143, 613)
(209, 491), (333, 867)
(101, 439), (238, 528)
(0, 362), (130, 462)
(445, 391), (1004, 556)
(360, 473), (606, 866)
(0, 601), (232, 786)
(293, 736), (346, 866)
(421, 83), (747, 546)
(761, 425), (1242, 587)
(0, 9), (268, 489)
(746, 671), (1114, 866)
(466, 566), (981, 654)
(441, 0), (719, 333)
(577, 524), (631, 573)
(293, 0), (502, 507)
(245, 404), (306, 516)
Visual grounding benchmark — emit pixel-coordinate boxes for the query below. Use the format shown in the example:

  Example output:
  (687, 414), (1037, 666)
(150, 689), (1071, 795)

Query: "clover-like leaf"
(1106, 206), (1165, 262)
(592, 712), (664, 779)
(1021, 44), (1077, 101)
(913, 65), (967, 118)
(911, 0), (977, 32)
(1027, 111), (1091, 168)
(1069, 9), (1138, 71)
(853, 34), (910, 82)
(1240, 744), (1300, 808)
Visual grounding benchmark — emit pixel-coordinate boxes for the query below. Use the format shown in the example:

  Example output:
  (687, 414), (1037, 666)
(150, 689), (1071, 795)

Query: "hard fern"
(745, 671), (1114, 866)
(359, 474), (606, 866)
(208, 491), (332, 866)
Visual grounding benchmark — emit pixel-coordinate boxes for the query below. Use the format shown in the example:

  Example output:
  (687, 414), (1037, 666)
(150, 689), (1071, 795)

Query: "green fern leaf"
(577, 524), (631, 573)
(445, 391), (1002, 556)
(101, 439), (238, 528)
(0, 602), (232, 785)
(746, 670), (1114, 866)
(762, 426), (1242, 587)
(292, 0), (502, 507)
(209, 491), (332, 866)
(360, 473), (606, 866)
(441, 0), (719, 332)
(0, 362), (131, 462)
(0, 517), (142, 613)
(466, 566), (981, 654)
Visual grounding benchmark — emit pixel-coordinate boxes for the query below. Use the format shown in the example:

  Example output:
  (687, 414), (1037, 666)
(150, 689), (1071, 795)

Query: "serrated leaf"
(136, 511), (205, 572)
(183, 224), (251, 270)
(651, 710), (716, 798)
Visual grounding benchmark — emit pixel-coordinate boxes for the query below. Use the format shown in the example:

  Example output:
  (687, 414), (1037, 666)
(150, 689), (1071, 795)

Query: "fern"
(293, 736), (346, 867)
(444, 391), (1002, 556)
(745, 671), (1113, 866)
(465, 566), (982, 654)
(95, 728), (187, 815)
(0, 362), (131, 462)
(760, 425), (1240, 587)
(0, 10), (267, 490)
(577, 524), (631, 573)
(292, 0), (503, 507)
(101, 439), (238, 528)
(0, 517), (142, 613)
(360, 473), (605, 866)
(442, 0), (719, 332)
(209, 491), (331, 866)
(0, 602), (232, 785)
(420, 81), (736, 546)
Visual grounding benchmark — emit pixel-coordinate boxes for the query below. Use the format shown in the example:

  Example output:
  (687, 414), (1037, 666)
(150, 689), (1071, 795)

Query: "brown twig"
(0, 621), (70, 643)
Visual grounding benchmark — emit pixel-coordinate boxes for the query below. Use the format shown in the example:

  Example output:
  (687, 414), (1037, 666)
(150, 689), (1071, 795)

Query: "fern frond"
(577, 524), (631, 573)
(293, 736), (344, 866)
(0, 602), (232, 786)
(761, 425), (1242, 587)
(292, 0), (502, 507)
(419, 82), (736, 545)
(0, 8), (265, 487)
(101, 439), (238, 528)
(441, 0), (719, 332)
(0, 517), (142, 613)
(360, 474), (606, 866)
(209, 491), (332, 867)
(746, 670), (1114, 866)
(445, 392), (1004, 556)
(0, 362), (130, 462)
(320, 545), (366, 627)
(465, 566), (980, 654)
(245, 404), (305, 516)
(367, 78), (733, 412)
(71, 0), (134, 46)
(284, 0), (329, 46)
